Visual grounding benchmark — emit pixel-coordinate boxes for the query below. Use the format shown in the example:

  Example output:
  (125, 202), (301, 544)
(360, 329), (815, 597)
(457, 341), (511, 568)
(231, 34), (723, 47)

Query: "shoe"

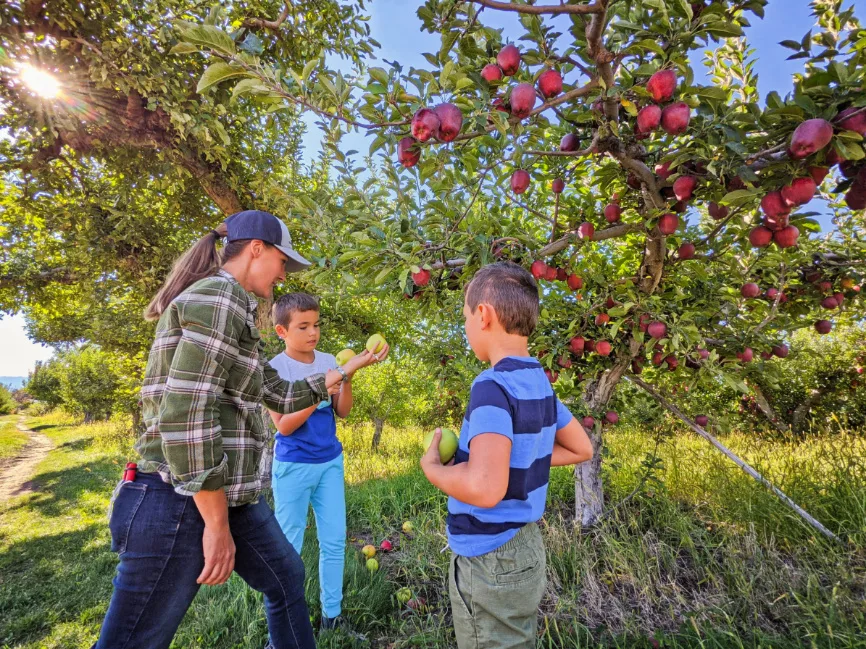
(320, 615), (367, 643)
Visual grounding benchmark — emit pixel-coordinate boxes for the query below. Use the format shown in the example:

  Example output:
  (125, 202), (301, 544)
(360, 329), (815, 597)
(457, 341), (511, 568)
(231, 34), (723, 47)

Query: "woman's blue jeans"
(93, 472), (315, 649)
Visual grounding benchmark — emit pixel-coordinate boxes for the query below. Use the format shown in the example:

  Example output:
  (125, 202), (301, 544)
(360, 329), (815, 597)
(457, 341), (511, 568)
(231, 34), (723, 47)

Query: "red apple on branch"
(646, 69), (677, 102)
(497, 44), (521, 76)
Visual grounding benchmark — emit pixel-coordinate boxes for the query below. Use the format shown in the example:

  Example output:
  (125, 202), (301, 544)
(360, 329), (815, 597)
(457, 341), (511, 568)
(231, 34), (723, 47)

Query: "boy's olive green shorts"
(449, 522), (546, 649)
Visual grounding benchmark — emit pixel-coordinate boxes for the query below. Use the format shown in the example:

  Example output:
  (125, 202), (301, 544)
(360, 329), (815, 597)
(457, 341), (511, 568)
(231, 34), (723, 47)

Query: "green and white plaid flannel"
(135, 269), (327, 506)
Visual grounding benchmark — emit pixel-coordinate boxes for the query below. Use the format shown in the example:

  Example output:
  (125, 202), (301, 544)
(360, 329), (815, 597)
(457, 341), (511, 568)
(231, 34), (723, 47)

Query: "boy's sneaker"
(320, 615), (367, 643)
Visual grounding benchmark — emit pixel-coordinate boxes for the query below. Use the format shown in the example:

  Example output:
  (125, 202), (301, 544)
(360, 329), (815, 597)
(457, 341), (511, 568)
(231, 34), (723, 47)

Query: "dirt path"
(0, 417), (54, 503)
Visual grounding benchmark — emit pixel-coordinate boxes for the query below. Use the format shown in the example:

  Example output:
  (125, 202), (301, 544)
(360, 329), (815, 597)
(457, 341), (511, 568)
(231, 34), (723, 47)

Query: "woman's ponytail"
(144, 222), (229, 321)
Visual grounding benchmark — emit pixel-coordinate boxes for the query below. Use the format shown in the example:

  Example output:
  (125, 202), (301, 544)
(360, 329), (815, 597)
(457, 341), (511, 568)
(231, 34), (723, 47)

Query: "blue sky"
(0, 0), (850, 377)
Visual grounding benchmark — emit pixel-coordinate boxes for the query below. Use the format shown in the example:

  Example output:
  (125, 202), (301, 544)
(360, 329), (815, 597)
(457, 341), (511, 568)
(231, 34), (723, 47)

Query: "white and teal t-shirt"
(269, 350), (342, 464)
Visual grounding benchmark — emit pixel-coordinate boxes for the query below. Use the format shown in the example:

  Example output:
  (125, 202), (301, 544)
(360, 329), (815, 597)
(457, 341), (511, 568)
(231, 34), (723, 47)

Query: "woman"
(93, 210), (387, 649)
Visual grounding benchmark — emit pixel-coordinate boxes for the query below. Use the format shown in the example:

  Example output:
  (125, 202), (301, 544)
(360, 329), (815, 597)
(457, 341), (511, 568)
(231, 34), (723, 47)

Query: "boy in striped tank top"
(421, 261), (594, 649)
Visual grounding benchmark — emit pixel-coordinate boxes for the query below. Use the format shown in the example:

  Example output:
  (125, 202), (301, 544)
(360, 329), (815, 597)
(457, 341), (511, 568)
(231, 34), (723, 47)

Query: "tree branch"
(428, 222), (642, 271)
(243, 2), (293, 30)
(753, 264), (786, 334)
(467, 0), (604, 15)
(628, 375), (841, 543)
(698, 205), (745, 247)
(224, 56), (410, 131)
(452, 78), (599, 143)
(447, 166), (492, 238)
(539, 222), (643, 257)
(0, 267), (76, 290)
(526, 132), (600, 158)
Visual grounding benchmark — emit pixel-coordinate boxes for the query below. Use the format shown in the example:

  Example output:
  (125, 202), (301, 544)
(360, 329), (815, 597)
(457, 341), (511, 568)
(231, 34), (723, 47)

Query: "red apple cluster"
(637, 69), (691, 136)
(398, 103), (464, 168)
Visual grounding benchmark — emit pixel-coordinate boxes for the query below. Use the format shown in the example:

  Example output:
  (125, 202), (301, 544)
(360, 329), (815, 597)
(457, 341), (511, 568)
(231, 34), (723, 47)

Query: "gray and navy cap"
(225, 210), (310, 273)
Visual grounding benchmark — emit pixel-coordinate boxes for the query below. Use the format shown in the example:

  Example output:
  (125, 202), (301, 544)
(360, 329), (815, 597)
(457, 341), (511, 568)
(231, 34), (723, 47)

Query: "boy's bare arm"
(421, 430), (511, 508)
(333, 380), (353, 418)
(268, 405), (318, 435)
(551, 417), (594, 466)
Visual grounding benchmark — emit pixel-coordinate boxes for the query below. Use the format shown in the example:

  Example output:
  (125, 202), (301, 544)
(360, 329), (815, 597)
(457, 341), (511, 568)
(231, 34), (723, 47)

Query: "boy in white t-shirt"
(267, 293), (379, 634)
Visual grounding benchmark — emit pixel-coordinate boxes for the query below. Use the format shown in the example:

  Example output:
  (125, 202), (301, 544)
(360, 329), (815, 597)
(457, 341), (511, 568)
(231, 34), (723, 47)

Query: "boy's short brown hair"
(464, 262), (539, 336)
(272, 292), (320, 328)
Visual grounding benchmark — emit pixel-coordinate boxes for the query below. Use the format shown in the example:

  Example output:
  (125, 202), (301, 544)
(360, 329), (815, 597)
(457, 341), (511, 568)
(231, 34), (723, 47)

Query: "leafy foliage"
(0, 384), (16, 415)
(26, 346), (137, 421)
(750, 323), (866, 431)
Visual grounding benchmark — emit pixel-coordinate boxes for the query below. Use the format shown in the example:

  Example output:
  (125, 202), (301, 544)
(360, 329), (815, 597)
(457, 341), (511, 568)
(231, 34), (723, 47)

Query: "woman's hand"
(197, 523), (236, 585)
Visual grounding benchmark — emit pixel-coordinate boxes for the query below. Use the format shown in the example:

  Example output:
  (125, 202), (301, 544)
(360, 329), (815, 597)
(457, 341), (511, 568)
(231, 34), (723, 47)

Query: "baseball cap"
(224, 210), (310, 272)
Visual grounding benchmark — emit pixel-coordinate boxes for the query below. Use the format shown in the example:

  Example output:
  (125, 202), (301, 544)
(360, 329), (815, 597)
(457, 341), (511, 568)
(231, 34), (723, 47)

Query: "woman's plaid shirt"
(135, 270), (327, 505)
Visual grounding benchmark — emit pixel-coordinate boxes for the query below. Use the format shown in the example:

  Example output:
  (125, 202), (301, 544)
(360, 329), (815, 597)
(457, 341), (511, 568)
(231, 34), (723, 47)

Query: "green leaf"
(620, 99), (639, 117)
(302, 59), (318, 82)
(779, 40), (801, 51)
(369, 67), (389, 85)
(169, 42), (200, 55)
(230, 78), (270, 100)
(197, 62), (248, 93)
(674, 0), (693, 21)
(628, 39), (666, 58)
(179, 25), (236, 56)
(240, 32), (264, 55)
(766, 91), (783, 109)
(704, 22), (743, 38)
(720, 188), (762, 206)
(373, 266), (392, 286)
(834, 139), (865, 161)
(369, 135), (387, 156)
(693, 86), (730, 101)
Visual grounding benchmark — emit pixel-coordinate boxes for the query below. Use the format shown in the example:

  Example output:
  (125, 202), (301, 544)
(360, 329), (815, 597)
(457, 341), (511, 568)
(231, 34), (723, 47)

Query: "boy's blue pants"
(272, 454), (346, 619)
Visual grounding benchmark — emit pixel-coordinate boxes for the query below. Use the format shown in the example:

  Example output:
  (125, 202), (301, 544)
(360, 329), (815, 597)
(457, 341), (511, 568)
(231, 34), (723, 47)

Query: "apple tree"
(0, 0), (376, 352)
(172, 0), (866, 525)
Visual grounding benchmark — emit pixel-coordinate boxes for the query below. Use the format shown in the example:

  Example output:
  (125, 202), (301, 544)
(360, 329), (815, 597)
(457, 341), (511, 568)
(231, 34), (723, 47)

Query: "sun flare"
(18, 64), (60, 98)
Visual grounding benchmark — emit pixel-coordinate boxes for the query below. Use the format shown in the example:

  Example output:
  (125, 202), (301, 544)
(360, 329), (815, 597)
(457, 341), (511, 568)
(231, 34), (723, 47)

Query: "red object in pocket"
(122, 462), (137, 482)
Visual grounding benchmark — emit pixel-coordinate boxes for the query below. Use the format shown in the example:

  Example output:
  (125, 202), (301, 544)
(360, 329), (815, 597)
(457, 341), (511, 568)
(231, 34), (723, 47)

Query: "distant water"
(0, 377), (26, 390)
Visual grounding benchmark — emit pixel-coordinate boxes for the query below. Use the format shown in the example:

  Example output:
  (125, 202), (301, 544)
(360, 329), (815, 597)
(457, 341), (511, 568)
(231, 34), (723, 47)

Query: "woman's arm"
(193, 489), (235, 585)
(159, 289), (248, 586)
(262, 346), (389, 414)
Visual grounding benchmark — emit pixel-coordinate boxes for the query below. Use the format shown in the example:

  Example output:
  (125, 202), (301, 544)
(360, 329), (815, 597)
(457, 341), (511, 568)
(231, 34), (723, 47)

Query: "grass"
(0, 415), (28, 461)
(0, 412), (864, 648)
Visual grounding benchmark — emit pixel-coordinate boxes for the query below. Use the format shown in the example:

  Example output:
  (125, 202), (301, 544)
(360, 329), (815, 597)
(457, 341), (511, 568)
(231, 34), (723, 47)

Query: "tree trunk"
(131, 406), (144, 437)
(749, 382), (788, 433)
(371, 417), (385, 452)
(574, 424), (604, 527)
(791, 387), (828, 434)
(575, 336), (642, 527)
(256, 297), (274, 333)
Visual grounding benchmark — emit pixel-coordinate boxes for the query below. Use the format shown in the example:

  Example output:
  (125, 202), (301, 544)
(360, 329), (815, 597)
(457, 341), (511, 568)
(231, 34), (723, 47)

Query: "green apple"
(396, 587), (412, 604)
(335, 349), (356, 366)
(366, 333), (387, 354)
(366, 558), (379, 572)
(422, 428), (459, 463)
(402, 521), (414, 533)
